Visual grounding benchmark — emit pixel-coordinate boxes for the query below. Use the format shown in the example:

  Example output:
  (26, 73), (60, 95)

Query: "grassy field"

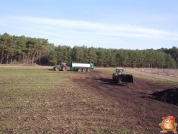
(0, 67), (133, 134)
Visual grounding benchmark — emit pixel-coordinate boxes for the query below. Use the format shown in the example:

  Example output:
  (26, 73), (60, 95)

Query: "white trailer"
(70, 62), (94, 72)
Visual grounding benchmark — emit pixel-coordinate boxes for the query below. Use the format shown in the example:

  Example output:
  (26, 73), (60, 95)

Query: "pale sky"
(0, 0), (178, 50)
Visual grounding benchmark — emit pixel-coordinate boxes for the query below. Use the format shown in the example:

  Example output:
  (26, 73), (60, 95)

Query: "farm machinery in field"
(112, 68), (133, 84)
(53, 62), (67, 71)
(53, 61), (94, 72)
(69, 62), (94, 72)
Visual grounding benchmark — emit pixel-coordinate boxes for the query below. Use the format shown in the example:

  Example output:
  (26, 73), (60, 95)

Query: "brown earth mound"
(150, 88), (178, 106)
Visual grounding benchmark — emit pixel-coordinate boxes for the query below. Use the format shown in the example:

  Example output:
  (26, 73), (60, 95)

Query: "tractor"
(112, 68), (133, 84)
(53, 62), (67, 71)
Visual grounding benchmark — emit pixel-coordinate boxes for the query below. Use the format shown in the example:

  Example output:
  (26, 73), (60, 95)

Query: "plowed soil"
(71, 69), (178, 133)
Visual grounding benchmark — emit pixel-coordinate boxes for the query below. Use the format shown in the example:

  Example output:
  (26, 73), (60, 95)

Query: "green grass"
(0, 67), (139, 134)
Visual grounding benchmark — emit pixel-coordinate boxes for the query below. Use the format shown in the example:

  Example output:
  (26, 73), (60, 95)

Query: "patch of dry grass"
(107, 68), (178, 85)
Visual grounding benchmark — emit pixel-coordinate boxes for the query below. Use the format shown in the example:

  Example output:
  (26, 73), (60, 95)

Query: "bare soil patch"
(71, 69), (178, 133)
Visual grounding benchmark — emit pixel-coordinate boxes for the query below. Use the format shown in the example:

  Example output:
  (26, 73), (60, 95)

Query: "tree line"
(0, 33), (177, 68)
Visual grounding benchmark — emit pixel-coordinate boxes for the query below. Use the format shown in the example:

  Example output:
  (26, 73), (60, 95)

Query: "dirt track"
(71, 69), (178, 133)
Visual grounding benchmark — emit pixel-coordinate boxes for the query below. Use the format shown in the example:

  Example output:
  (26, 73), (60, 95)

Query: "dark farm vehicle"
(112, 68), (133, 84)
(53, 62), (67, 71)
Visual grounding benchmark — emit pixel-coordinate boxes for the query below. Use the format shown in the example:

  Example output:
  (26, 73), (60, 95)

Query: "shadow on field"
(96, 78), (126, 86)
(142, 88), (178, 106)
(48, 69), (54, 71)
(48, 69), (74, 71)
